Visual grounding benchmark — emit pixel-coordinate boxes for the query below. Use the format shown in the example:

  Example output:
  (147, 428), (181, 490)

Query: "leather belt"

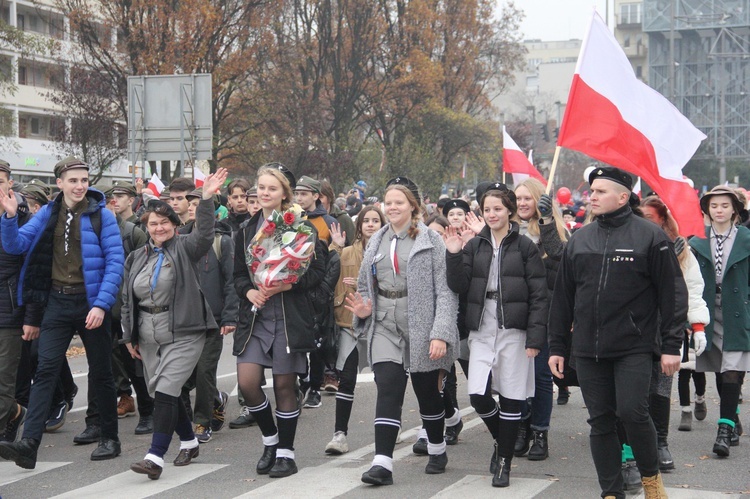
(51, 283), (86, 295)
(486, 291), (500, 301)
(139, 305), (170, 314)
(378, 288), (408, 299)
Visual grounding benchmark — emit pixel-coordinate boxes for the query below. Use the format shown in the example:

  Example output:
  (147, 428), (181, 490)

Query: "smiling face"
(0, 171), (12, 197)
(56, 169), (89, 207)
(482, 194), (511, 233)
(360, 210), (383, 242)
(515, 185), (537, 221)
(446, 207), (466, 228)
(145, 212), (177, 247)
(708, 194), (736, 225)
(384, 188), (414, 230)
(589, 179), (629, 216)
(257, 174), (286, 212)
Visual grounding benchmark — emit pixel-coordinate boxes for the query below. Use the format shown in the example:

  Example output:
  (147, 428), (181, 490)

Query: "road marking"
(233, 408), (479, 498)
(432, 475), (555, 498)
(0, 461), (72, 486)
(48, 463), (228, 499)
(632, 488), (743, 498)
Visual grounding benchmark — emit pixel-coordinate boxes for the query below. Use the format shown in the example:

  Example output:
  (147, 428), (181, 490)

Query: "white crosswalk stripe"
(632, 488), (743, 498)
(0, 461), (71, 486)
(47, 463), (227, 499)
(432, 475), (554, 498)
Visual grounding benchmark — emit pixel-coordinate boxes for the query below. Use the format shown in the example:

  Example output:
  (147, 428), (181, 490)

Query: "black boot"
(492, 455), (511, 487)
(713, 423), (732, 457)
(489, 441), (499, 474)
(256, 445), (277, 474)
(650, 394), (674, 471)
(527, 430), (549, 461)
(425, 452), (448, 474)
(0, 438), (39, 469)
(514, 416), (530, 457)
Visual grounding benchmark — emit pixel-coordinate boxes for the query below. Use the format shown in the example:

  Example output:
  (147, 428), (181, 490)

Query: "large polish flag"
(502, 126), (547, 186)
(147, 173), (165, 196)
(557, 12), (706, 237)
(193, 167), (206, 188)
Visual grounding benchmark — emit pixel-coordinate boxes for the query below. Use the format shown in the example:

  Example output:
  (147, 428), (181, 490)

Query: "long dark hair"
(355, 205), (385, 242)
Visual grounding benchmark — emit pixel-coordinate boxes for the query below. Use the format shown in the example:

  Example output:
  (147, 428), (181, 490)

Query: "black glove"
(674, 237), (685, 257)
(538, 194), (554, 218)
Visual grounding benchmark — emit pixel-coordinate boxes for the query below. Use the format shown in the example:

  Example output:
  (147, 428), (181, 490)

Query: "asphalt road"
(1, 335), (749, 498)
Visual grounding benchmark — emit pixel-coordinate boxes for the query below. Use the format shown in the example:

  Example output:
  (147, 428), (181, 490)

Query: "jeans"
(23, 292), (118, 442)
(521, 343), (554, 431)
(0, 328), (23, 428)
(576, 354), (658, 499)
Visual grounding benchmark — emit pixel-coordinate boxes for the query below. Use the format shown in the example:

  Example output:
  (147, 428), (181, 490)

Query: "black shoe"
(445, 419), (463, 446)
(622, 460), (642, 491)
(229, 406), (256, 429)
(135, 415), (154, 435)
(256, 445), (277, 474)
(412, 437), (428, 455)
(1, 405), (26, 443)
(713, 423), (732, 457)
(91, 438), (121, 461)
(657, 437), (675, 471)
(45, 401), (68, 433)
(514, 417), (531, 457)
(0, 438), (39, 469)
(491, 456), (511, 487)
(74, 424), (101, 445)
(735, 416), (743, 437)
(130, 459), (163, 480)
(557, 386), (570, 405)
(425, 452), (448, 474)
(66, 384), (79, 412)
(173, 446), (199, 466)
(490, 441), (499, 474)
(361, 465), (393, 486)
(528, 430), (549, 461)
(268, 457), (298, 478)
(730, 426), (740, 447)
(303, 389), (322, 408)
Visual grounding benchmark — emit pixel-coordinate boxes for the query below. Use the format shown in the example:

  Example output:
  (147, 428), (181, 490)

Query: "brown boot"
(117, 394), (136, 418)
(641, 472), (668, 499)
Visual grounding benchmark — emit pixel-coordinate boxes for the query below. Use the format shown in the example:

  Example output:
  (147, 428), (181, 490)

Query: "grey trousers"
(0, 328), (23, 428)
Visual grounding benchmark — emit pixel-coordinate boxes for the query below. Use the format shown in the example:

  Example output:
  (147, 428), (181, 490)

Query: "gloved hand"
(538, 194), (554, 218)
(674, 237), (685, 257)
(693, 331), (707, 356)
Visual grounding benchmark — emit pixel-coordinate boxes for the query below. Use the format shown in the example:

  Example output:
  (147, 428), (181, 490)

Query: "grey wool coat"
(354, 222), (459, 372)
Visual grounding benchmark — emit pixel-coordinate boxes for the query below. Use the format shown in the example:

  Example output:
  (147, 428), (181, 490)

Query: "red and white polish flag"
(147, 173), (165, 196)
(557, 11), (706, 237)
(193, 167), (206, 188)
(502, 127), (547, 186)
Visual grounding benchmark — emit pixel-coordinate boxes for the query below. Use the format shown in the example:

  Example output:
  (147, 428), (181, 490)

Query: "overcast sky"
(503, 0), (611, 41)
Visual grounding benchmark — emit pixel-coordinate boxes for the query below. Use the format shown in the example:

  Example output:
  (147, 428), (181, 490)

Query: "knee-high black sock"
(471, 393), (499, 440)
(335, 393), (354, 434)
(497, 396), (522, 459)
(372, 362), (407, 458)
(248, 396), (277, 438)
(719, 382), (740, 423)
(276, 408), (300, 451)
(149, 392), (179, 458)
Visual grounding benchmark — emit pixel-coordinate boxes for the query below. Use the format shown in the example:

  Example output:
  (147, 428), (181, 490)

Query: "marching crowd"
(0, 156), (748, 499)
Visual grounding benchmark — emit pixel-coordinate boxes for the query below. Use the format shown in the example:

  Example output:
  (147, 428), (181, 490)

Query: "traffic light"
(539, 124), (550, 142)
(554, 127), (559, 140)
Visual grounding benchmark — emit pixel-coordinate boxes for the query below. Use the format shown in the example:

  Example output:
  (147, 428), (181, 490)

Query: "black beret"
(475, 181), (516, 206)
(562, 208), (576, 218)
(144, 199), (181, 226)
(261, 162), (296, 189)
(442, 199), (471, 217)
(54, 156), (89, 178)
(588, 166), (633, 191)
(386, 176), (421, 206)
(0, 159), (10, 175)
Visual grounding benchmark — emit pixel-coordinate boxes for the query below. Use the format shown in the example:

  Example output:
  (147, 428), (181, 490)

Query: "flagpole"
(545, 146), (562, 194)
(502, 171), (506, 183)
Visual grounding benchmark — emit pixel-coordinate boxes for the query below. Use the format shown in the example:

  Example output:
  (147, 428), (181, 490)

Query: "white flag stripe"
(0, 461), (71, 486)
(49, 463), (227, 499)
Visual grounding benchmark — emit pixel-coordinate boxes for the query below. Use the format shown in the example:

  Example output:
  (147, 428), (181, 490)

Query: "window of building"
(620, 3), (642, 25)
(16, 14), (25, 30)
(30, 117), (40, 135)
(624, 35), (631, 48)
(18, 66), (27, 85)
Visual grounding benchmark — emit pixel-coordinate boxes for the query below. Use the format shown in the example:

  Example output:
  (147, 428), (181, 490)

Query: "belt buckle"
(388, 290), (397, 299)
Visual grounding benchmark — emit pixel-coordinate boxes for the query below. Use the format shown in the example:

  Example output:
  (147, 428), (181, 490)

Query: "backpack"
(213, 234), (223, 260)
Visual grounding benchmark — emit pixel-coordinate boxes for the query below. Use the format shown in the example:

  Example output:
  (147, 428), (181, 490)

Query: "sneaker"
(45, 401), (68, 433)
(134, 415), (154, 435)
(325, 431), (349, 455)
(66, 384), (79, 412)
(194, 424), (212, 443)
(211, 391), (229, 432)
(117, 394), (136, 418)
(323, 373), (340, 393)
(1, 405), (27, 443)
(229, 406), (256, 429)
(303, 390), (322, 409)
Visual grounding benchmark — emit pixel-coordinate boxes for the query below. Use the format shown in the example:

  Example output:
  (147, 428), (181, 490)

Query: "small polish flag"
(193, 167), (206, 188)
(502, 127), (547, 186)
(633, 177), (642, 197)
(147, 173), (165, 196)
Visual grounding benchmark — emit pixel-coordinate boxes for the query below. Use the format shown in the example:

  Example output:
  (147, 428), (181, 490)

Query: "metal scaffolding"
(644, 0), (750, 181)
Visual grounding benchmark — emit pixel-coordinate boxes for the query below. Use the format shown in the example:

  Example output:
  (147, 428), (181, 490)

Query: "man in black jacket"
(0, 160), (43, 442)
(548, 167), (686, 499)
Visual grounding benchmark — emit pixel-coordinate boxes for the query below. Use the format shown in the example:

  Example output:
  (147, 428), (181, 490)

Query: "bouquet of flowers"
(246, 206), (316, 295)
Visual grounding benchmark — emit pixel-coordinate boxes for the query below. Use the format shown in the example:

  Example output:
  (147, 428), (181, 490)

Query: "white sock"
(262, 433), (280, 447)
(445, 409), (461, 427)
(695, 394), (705, 403)
(144, 453), (165, 468)
(682, 406), (692, 413)
(417, 427), (427, 440)
(180, 438), (199, 450)
(427, 441), (447, 455)
(276, 448), (294, 459)
(372, 454), (393, 472)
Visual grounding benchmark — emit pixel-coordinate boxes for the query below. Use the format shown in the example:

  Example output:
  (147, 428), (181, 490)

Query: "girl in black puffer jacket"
(445, 184), (548, 488)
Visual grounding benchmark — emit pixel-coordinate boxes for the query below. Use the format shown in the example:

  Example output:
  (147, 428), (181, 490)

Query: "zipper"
(594, 227), (612, 361)
(497, 244), (506, 329)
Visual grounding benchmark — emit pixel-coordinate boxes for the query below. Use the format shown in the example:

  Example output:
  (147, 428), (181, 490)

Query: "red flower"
(283, 212), (296, 225)
(263, 222), (276, 235)
(250, 261), (260, 273)
(252, 245), (267, 258)
(282, 275), (298, 284)
(287, 259), (301, 271)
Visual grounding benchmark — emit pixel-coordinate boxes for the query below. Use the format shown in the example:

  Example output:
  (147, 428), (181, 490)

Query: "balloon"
(557, 187), (572, 205)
